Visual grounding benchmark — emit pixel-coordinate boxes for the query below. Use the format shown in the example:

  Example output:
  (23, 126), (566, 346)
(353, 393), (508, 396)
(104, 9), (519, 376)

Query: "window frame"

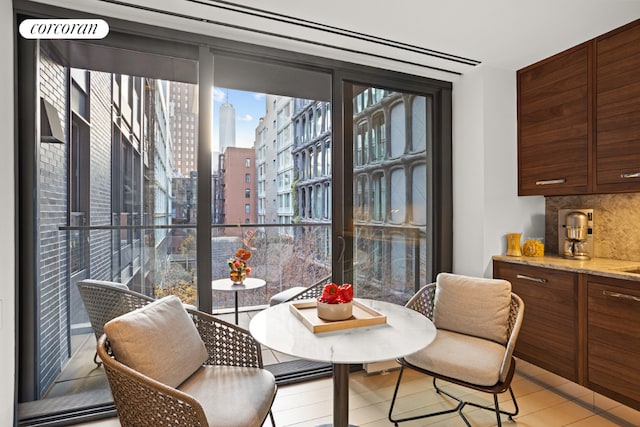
(15, 3), (452, 423)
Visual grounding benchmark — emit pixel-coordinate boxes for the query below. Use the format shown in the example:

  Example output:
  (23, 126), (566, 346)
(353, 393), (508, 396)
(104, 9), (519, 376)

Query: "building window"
(245, 173), (251, 183)
(390, 168), (406, 224)
(390, 102), (406, 158)
(245, 188), (251, 198)
(356, 122), (367, 166)
(245, 158), (251, 167)
(372, 172), (386, 222)
(371, 113), (385, 161)
(323, 183), (331, 219)
(411, 96), (428, 152)
(315, 184), (322, 219)
(412, 163), (427, 225)
(355, 174), (368, 221)
(245, 204), (250, 214)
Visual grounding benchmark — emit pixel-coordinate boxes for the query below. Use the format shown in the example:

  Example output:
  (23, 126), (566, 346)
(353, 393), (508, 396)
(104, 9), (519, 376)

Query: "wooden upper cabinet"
(595, 20), (640, 193)
(517, 43), (592, 196)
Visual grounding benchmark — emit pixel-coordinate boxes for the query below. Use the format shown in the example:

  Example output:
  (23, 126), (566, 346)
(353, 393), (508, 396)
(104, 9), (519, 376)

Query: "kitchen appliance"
(558, 209), (594, 260)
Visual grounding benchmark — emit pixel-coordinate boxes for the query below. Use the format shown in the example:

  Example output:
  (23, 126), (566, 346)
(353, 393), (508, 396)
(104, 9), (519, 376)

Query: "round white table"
(211, 277), (266, 325)
(249, 298), (436, 427)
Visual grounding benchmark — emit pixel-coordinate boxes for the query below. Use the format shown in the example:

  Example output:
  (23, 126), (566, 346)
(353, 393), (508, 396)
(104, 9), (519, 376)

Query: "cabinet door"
(493, 261), (579, 381)
(586, 276), (640, 410)
(595, 20), (640, 193)
(517, 43), (591, 196)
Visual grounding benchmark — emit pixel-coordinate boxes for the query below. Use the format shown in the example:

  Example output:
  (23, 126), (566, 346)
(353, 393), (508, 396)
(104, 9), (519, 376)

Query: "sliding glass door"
(341, 80), (451, 303)
(16, 8), (451, 424)
(17, 32), (203, 422)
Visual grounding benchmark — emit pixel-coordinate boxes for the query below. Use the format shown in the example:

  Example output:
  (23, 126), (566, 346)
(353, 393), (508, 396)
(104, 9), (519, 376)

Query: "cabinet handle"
(516, 274), (547, 284)
(620, 172), (640, 179)
(603, 290), (640, 303)
(535, 178), (566, 186)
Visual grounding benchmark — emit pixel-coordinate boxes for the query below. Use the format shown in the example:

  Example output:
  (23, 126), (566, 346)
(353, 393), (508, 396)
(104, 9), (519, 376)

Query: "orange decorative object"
(506, 233), (522, 257)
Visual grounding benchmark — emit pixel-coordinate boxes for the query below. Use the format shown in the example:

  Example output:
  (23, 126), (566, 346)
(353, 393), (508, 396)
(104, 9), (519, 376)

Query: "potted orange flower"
(228, 248), (251, 284)
(228, 230), (256, 284)
(317, 283), (354, 321)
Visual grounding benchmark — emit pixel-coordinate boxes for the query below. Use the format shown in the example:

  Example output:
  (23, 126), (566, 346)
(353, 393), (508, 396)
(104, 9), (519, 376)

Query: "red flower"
(318, 283), (353, 304)
(338, 283), (353, 303)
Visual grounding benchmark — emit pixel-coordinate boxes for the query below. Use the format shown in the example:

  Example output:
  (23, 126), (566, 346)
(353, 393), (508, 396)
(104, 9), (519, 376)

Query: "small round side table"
(211, 277), (266, 325)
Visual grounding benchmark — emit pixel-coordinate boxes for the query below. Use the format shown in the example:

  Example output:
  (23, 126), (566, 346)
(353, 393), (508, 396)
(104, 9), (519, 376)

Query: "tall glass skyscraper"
(219, 102), (236, 152)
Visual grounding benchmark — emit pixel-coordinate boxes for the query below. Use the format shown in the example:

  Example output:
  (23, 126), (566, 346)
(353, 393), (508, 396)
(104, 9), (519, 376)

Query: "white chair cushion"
(404, 329), (507, 386)
(179, 365), (276, 427)
(434, 273), (512, 344)
(104, 295), (208, 388)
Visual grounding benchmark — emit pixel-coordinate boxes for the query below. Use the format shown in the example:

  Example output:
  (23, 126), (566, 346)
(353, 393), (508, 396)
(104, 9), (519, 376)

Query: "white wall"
(1, 0), (16, 423)
(452, 65), (545, 277)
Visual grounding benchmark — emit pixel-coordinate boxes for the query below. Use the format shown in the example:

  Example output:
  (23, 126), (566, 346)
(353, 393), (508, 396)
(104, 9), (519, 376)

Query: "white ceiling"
(37, 0), (640, 79)
(229, 0), (640, 70)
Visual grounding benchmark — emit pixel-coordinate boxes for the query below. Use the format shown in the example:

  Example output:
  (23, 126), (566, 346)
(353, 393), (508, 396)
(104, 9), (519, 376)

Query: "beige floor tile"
(515, 399), (609, 427)
(62, 342), (640, 427)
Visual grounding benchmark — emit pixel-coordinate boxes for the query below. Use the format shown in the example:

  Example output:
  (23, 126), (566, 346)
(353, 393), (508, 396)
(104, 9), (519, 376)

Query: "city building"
(292, 99), (332, 224)
(255, 94), (294, 230)
(219, 101), (236, 152)
(221, 147), (257, 228)
(168, 82), (198, 177)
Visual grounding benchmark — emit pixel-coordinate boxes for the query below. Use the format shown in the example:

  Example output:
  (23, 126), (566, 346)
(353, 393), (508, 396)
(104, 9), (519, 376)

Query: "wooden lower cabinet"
(493, 261), (579, 382)
(494, 260), (640, 411)
(586, 275), (640, 410)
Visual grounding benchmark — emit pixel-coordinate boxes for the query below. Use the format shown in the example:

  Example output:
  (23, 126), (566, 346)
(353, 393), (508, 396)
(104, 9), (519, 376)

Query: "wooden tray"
(289, 299), (387, 334)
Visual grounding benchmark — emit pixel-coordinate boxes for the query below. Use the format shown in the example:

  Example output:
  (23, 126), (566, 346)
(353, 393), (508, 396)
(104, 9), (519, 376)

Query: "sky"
(211, 87), (266, 153)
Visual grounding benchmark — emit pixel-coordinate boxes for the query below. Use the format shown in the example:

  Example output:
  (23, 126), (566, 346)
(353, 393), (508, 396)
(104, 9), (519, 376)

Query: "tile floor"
(72, 358), (640, 426)
(47, 309), (640, 426)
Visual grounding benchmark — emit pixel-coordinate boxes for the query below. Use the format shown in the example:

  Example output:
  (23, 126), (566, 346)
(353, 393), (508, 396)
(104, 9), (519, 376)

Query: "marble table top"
(249, 298), (436, 364)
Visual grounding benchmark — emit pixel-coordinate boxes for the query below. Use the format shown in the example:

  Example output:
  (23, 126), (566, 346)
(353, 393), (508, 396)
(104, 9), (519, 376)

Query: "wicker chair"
(98, 296), (277, 427)
(388, 273), (525, 427)
(77, 279), (155, 366)
(269, 273), (331, 306)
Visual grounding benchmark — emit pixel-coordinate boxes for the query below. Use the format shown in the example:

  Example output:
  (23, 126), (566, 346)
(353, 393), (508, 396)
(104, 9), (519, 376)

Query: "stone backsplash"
(545, 193), (640, 262)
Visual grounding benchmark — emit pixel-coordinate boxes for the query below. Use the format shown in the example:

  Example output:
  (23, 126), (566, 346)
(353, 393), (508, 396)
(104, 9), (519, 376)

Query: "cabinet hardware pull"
(620, 172), (640, 179)
(603, 290), (640, 302)
(516, 274), (547, 284)
(535, 178), (566, 186)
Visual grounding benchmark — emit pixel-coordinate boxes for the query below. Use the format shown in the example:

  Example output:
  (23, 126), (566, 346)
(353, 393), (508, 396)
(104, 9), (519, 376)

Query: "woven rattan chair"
(98, 296), (277, 427)
(268, 273), (331, 306)
(77, 279), (155, 366)
(388, 273), (525, 427)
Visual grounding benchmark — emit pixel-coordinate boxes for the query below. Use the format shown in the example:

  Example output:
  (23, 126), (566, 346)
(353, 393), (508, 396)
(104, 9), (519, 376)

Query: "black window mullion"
(196, 46), (213, 313)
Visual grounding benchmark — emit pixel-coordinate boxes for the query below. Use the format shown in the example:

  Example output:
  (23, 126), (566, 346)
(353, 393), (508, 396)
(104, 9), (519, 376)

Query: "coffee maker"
(558, 209), (594, 260)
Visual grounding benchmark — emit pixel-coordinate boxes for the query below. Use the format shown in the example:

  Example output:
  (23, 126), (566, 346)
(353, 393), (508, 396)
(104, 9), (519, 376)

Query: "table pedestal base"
(327, 363), (358, 427)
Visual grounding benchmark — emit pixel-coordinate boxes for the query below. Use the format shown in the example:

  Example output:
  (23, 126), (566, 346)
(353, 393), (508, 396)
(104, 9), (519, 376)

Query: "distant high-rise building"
(169, 82), (198, 177)
(219, 102), (236, 152)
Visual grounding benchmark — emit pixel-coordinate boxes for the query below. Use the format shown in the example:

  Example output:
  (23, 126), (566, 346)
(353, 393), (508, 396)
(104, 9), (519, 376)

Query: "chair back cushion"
(104, 295), (208, 388)
(433, 273), (512, 344)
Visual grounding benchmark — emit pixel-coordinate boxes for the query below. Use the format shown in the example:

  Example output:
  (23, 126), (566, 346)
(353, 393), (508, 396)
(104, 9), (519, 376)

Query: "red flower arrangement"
(228, 230), (256, 283)
(318, 283), (353, 304)
(228, 248), (252, 277)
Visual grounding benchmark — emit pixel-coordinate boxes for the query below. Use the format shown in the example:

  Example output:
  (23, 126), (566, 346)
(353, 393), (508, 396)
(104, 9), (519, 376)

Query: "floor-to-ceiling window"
(343, 82), (451, 303)
(16, 6), (451, 424)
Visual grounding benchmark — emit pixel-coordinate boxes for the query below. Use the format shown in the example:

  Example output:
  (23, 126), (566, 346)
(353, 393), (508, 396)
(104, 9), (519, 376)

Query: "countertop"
(493, 255), (640, 282)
